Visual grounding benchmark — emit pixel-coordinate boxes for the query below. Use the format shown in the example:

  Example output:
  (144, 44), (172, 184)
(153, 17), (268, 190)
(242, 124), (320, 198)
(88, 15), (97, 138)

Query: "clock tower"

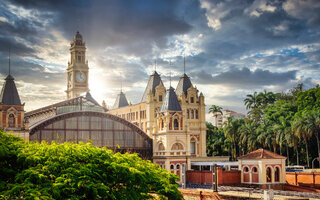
(66, 31), (89, 99)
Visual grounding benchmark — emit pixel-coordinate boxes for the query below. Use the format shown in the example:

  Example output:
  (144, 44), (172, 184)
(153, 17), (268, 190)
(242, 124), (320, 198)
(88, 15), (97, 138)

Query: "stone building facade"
(108, 69), (227, 177)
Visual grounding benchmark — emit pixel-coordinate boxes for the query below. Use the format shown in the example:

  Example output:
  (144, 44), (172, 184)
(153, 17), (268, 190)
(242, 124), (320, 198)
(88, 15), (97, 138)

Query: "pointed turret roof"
(160, 87), (181, 112)
(141, 71), (163, 102)
(176, 73), (193, 97)
(85, 92), (99, 105)
(113, 91), (129, 109)
(0, 74), (22, 105)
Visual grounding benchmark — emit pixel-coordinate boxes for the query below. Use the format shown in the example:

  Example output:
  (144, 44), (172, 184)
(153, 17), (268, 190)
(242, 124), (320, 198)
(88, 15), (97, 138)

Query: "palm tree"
(223, 117), (241, 160)
(304, 110), (320, 159)
(274, 116), (291, 157)
(292, 113), (312, 167)
(258, 90), (276, 108)
(209, 105), (223, 127)
(244, 91), (261, 110)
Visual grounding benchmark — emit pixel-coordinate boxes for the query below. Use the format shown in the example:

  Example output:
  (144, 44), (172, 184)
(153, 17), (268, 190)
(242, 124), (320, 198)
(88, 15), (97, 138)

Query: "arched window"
(8, 114), (15, 128)
(158, 143), (165, 151)
(174, 119), (179, 130)
(170, 164), (175, 170)
(171, 143), (184, 150)
(176, 164), (180, 170)
(161, 119), (164, 130)
(266, 167), (272, 182)
(191, 110), (194, 119)
(252, 167), (258, 173)
(243, 167), (249, 173)
(187, 109), (190, 119)
(275, 167), (280, 182)
(195, 110), (199, 119)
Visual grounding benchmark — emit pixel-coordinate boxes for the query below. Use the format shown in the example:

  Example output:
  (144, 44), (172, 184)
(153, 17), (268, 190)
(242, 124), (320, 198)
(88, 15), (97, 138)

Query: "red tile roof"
(238, 148), (286, 159)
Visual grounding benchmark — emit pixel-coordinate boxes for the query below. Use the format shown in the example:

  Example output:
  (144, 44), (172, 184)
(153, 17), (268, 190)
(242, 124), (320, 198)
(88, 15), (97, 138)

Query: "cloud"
(0, 0), (319, 114)
(192, 67), (297, 87)
(283, 0), (320, 26)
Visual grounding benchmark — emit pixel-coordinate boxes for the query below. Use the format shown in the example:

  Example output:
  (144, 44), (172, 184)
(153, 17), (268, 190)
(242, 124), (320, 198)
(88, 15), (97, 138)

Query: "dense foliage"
(207, 85), (320, 167)
(0, 131), (182, 200)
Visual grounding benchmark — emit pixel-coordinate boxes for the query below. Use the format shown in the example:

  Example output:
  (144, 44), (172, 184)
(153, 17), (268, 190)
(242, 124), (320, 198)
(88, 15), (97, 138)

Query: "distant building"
(213, 109), (245, 128)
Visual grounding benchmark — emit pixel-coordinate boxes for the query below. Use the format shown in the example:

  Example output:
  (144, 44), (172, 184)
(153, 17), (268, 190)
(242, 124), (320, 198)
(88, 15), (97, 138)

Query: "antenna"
(183, 56), (186, 74)
(8, 48), (11, 75)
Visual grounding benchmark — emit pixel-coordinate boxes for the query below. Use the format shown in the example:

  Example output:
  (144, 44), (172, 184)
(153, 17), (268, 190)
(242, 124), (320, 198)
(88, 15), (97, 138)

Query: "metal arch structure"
(29, 111), (153, 160)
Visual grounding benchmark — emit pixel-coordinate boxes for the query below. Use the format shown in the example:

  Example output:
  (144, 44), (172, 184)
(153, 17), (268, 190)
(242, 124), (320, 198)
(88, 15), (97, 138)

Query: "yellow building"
(108, 69), (228, 177)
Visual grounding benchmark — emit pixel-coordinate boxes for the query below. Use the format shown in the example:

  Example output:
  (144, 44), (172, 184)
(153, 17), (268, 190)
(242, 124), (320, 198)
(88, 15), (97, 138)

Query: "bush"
(0, 131), (182, 200)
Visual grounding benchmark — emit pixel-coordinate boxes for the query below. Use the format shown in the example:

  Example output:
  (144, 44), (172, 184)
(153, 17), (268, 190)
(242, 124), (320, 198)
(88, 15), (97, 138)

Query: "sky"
(0, 0), (319, 122)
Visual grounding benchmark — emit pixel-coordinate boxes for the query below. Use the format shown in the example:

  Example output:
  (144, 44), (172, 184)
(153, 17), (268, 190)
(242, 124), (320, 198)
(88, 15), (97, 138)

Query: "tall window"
(195, 110), (198, 119)
(190, 97), (194, 103)
(8, 114), (15, 128)
(187, 109), (189, 119)
(266, 167), (272, 182)
(159, 95), (162, 101)
(275, 167), (280, 182)
(190, 141), (196, 154)
(191, 110), (194, 119)
(174, 119), (179, 130)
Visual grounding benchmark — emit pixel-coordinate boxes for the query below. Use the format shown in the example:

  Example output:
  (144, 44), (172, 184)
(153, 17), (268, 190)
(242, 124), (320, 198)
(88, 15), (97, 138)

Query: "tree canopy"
(0, 131), (182, 200)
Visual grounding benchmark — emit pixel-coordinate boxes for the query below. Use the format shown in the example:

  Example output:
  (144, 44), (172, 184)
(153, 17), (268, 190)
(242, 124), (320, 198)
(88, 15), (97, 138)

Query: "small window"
(78, 56), (81, 61)
(190, 97), (194, 103)
(159, 95), (162, 101)
(170, 164), (175, 170)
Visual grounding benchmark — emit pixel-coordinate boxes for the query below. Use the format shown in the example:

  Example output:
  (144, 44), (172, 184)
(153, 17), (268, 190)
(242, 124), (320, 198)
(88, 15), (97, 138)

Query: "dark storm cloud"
(192, 67), (297, 87)
(9, 0), (192, 55)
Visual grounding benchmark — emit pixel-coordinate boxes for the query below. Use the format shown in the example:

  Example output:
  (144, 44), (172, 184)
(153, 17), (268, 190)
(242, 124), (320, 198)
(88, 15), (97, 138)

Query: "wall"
(286, 172), (320, 188)
(186, 168), (241, 185)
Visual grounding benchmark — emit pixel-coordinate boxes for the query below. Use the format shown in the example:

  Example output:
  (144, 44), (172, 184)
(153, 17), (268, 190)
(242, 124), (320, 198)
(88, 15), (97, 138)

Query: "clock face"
(76, 71), (86, 83)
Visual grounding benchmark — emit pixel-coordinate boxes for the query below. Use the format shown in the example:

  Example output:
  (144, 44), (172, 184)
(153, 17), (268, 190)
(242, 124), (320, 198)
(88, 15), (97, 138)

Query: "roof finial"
(8, 48), (11, 75)
(169, 61), (172, 87)
(154, 59), (157, 72)
(120, 80), (122, 93)
(183, 56), (186, 74)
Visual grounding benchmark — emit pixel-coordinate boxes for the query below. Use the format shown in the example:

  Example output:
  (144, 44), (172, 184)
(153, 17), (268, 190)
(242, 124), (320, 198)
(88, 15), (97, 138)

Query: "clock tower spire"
(66, 31), (89, 99)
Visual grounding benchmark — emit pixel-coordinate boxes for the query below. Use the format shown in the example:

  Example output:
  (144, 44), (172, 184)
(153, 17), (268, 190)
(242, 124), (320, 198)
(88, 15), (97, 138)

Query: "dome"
(75, 31), (82, 39)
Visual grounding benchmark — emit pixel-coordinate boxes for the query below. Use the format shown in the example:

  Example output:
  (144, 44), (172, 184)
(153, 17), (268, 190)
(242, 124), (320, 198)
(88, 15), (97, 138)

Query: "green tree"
(209, 105), (223, 127)
(206, 122), (229, 156)
(223, 117), (242, 160)
(244, 91), (261, 110)
(0, 131), (182, 200)
(304, 109), (320, 159)
(296, 87), (320, 111)
(292, 113), (312, 167)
